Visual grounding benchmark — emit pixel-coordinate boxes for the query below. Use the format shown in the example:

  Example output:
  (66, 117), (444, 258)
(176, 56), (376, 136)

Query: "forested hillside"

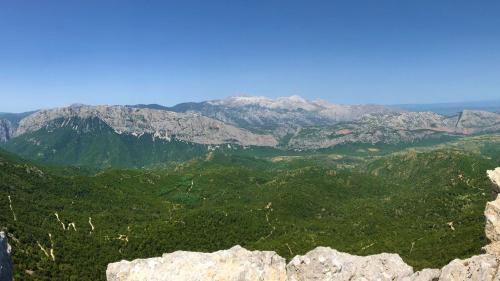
(1, 135), (499, 280)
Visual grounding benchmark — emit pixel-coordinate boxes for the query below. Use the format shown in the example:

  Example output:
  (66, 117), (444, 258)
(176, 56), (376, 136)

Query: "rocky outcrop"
(0, 232), (13, 281)
(286, 247), (413, 281)
(107, 246), (441, 281)
(439, 254), (500, 281)
(485, 168), (500, 256)
(488, 168), (500, 192)
(106, 246), (286, 281)
(106, 167), (500, 281)
(485, 198), (500, 255)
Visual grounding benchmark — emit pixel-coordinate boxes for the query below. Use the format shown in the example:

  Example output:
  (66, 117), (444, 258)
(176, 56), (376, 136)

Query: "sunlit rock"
(106, 245), (286, 281)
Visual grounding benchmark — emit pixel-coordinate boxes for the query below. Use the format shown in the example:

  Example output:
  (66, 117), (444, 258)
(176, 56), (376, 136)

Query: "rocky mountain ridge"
(289, 110), (500, 149)
(0, 97), (499, 152)
(105, 167), (500, 281)
(10, 105), (278, 147)
(166, 95), (403, 130)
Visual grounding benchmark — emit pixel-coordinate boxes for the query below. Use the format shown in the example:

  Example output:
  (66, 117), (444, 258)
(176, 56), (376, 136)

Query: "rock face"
(168, 95), (402, 128)
(0, 232), (13, 281)
(286, 247), (413, 281)
(401, 269), (441, 281)
(14, 105), (278, 147)
(484, 168), (500, 256)
(488, 168), (500, 192)
(485, 195), (500, 255)
(106, 246), (286, 281)
(439, 254), (500, 281)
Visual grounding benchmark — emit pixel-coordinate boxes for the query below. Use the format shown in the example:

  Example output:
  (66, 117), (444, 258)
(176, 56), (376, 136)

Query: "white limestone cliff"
(106, 245), (286, 281)
(286, 247), (414, 281)
(14, 105), (278, 147)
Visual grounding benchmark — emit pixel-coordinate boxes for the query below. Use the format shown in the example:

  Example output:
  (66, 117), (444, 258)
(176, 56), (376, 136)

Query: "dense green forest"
(1, 135), (499, 280)
(2, 117), (209, 169)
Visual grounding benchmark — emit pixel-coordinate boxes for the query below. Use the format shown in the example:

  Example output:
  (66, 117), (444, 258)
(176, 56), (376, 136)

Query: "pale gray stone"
(400, 269), (441, 281)
(14, 105), (278, 147)
(488, 168), (500, 192)
(286, 247), (414, 281)
(438, 254), (500, 281)
(106, 245), (286, 281)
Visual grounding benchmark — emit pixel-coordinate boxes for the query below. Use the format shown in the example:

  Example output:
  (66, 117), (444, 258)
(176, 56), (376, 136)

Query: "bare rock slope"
(168, 95), (402, 128)
(106, 167), (500, 281)
(2, 97), (499, 150)
(14, 105), (278, 147)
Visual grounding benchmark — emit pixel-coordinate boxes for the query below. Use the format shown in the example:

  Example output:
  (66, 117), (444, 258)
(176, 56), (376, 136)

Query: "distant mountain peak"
(69, 103), (87, 108)
(11, 105), (278, 147)
(208, 95), (322, 111)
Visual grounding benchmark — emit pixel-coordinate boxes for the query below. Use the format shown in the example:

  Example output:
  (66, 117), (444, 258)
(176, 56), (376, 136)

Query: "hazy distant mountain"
(287, 110), (500, 149)
(1, 96), (499, 167)
(396, 100), (500, 116)
(0, 111), (35, 142)
(13, 104), (278, 146)
(165, 95), (402, 133)
(0, 104), (278, 168)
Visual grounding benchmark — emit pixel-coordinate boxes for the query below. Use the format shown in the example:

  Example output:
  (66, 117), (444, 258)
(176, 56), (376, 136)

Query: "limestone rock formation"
(0, 232), (13, 281)
(484, 168), (500, 256)
(168, 95), (402, 128)
(401, 269), (441, 281)
(488, 168), (500, 192)
(439, 254), (500, 281)
(14, 105), (279, 147)
(106, 245), (286, 281)
(286, 247), (413, 281)
(485, 195), (500, 255)
(2, 97), (499, 150)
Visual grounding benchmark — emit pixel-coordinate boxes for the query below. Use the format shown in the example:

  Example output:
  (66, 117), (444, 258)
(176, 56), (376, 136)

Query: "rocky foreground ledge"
(92, 168), (488, 280)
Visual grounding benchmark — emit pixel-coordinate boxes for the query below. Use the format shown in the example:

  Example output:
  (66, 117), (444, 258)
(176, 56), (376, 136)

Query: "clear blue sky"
(1, 0), (499, 112)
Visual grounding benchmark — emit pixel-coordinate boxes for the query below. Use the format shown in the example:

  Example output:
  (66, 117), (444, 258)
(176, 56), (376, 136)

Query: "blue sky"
(1, 0), (499, 112)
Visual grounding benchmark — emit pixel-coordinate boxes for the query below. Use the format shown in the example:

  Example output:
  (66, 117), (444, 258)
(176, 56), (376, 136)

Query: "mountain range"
(0, 95), (499, 168)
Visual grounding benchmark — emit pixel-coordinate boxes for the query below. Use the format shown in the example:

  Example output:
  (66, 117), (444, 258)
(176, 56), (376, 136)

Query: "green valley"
(1, 135), (499, 280)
